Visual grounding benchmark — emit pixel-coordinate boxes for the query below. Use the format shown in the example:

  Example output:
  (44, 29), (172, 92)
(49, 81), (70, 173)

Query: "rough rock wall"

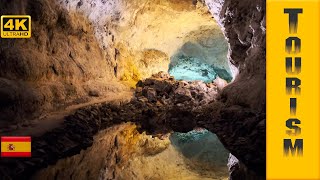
(109, 0), (230, 86)
(0, 0), (126, 125)
(205, 0), (266, 111)
(169, 26), (232, 82)
(59, 0), (230, 86)
(0, 0), (229, 125)
(204, 0), (266, 176)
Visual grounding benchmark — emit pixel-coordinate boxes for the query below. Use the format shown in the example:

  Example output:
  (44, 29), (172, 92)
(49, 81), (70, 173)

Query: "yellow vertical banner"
(267, 0), (320, 179)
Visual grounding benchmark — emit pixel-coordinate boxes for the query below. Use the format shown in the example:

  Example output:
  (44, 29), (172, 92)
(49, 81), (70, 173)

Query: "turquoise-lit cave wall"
(168, 54), (232, 83)
(168, 27), (232, 83)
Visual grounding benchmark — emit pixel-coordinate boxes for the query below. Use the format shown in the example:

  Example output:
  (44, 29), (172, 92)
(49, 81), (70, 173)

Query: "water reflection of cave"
(170, 129), (229, 174)
(168, 28), (231, 175)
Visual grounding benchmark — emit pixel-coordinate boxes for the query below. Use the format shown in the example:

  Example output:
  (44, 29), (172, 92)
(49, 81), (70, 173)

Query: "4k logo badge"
(1, 15), (31, 38)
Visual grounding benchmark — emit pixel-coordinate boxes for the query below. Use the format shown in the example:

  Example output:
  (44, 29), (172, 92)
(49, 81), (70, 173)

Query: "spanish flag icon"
(1, 136), (31, 157)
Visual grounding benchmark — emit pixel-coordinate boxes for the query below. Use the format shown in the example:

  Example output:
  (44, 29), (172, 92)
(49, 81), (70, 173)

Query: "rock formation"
(0, 0), (229, 124)
(0, 0), (266, 179)
(203, 0), (266, 177)
(0, 0), (127, 125)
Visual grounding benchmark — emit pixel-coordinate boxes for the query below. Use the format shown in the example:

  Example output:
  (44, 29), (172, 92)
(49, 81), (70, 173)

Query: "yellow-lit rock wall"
(0, 0), (229, 124)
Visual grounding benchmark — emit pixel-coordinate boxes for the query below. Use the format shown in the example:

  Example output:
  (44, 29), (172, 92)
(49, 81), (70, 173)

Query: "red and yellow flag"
(1, 136), (31, 157)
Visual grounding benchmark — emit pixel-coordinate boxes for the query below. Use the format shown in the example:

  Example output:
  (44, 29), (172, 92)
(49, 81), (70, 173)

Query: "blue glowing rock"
(169, 54), (233, 82)
(168, 55), (218, 83)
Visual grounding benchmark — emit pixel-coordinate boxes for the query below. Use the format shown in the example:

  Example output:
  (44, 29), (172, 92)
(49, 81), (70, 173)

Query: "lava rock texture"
(205, 0), (266, 177)
(0, 0), (127, 126)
